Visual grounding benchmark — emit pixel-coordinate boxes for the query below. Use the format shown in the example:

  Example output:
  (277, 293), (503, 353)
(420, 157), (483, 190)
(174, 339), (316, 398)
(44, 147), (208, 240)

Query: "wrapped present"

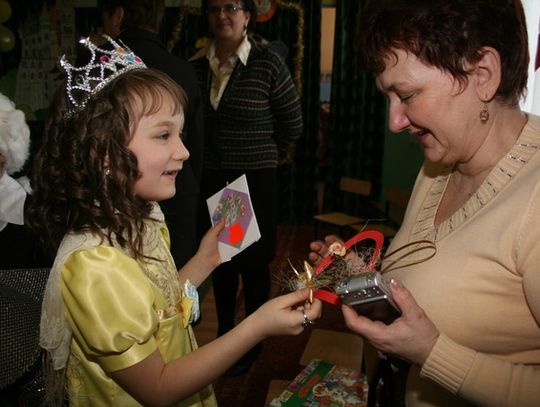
(268, 359), (368, 407)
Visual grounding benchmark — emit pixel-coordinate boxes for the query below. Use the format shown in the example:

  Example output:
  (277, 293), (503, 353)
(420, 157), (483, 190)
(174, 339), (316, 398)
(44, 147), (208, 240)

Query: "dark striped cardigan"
(190, 39), (303, 170)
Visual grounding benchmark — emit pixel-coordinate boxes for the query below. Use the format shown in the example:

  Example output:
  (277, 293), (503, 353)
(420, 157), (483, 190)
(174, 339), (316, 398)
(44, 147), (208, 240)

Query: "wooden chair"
(313, 177), (373, 239)
(351, 187), (410, 240)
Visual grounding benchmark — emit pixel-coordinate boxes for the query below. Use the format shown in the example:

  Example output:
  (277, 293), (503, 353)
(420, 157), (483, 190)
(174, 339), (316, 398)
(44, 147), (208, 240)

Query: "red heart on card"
(228, 222), (244, 245)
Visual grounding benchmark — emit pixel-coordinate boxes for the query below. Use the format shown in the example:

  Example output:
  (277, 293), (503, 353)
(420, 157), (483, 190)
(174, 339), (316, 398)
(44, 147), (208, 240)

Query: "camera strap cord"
(380, 240), (437, 274)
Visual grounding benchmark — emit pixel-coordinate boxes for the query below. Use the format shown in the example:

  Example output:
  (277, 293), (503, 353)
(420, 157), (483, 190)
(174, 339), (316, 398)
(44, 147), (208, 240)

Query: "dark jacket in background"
(190, 38), (303, 171)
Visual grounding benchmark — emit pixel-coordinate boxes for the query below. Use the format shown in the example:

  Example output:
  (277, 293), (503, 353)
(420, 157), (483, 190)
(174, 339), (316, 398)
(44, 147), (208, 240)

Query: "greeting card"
(207, 174), (261, 262)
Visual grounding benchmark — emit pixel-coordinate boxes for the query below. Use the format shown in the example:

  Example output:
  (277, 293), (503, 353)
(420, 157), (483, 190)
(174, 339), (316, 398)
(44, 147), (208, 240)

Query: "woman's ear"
(473, 46), (501, 102)
(244, 12), (251, 34)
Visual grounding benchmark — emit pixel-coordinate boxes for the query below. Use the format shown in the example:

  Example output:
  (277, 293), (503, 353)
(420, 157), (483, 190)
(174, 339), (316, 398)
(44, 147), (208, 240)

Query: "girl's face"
(207, 0), (251, 44)
(376, 49), (484, 165)
(128, 95), (189, 202)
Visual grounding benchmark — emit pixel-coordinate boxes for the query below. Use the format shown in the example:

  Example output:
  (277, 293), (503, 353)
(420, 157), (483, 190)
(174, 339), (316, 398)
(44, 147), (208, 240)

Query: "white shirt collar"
(235, 35), (251, 66)
(190, 36), (251, 66)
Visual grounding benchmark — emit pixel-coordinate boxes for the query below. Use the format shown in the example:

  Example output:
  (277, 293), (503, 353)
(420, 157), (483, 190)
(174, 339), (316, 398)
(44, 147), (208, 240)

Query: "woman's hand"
(309, 234), (365, 270)
(342, 279), (439, 366)
(247, 288), (322, 339)
(179, 219), (225, 286)
(308, 234), (343, 264)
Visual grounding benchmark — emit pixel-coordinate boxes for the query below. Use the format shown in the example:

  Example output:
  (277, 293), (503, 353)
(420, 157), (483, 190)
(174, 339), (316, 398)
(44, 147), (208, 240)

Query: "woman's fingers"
(341, 280), (440, 365)
(324, 235), (343, 246)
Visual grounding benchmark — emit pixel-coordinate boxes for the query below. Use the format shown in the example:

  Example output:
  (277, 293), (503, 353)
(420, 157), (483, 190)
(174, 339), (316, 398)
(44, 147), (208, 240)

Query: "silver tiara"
(60, 35), (146, 118)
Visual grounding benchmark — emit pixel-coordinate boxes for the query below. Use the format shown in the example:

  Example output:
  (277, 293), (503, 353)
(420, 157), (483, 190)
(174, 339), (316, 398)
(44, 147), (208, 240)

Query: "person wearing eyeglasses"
(190, 0), (303, 376)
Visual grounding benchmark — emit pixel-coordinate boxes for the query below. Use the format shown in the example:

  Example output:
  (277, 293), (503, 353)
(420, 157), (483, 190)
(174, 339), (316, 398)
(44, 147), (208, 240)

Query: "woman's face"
(128, 94), (189, 202)
(207, 0), (251, 44)
(376, 49), (484, 165)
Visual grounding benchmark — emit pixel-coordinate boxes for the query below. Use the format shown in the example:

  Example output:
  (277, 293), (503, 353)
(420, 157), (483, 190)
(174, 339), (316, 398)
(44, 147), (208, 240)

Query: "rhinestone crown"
(60, 35), (146, 117)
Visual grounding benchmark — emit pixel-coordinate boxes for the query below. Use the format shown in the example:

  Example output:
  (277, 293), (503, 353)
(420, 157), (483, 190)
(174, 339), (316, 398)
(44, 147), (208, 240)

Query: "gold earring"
(480, 102), (489, 123)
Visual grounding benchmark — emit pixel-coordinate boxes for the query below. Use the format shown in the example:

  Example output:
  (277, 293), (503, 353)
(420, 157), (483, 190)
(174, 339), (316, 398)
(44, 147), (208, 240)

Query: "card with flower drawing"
(206, 174), (261, 262)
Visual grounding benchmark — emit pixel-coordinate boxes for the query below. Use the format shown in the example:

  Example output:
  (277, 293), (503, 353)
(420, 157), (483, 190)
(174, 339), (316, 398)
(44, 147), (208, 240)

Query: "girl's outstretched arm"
(111, 288), (322, 407)
(178, 219), (225, 286)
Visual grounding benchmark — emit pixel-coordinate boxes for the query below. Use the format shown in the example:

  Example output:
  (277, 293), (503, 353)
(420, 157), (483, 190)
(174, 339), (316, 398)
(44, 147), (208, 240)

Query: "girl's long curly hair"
(28, 68), (187, 261)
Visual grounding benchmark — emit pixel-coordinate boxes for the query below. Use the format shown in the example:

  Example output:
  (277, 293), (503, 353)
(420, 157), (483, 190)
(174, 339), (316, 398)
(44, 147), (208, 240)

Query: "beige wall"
(320, 7), (335, 74)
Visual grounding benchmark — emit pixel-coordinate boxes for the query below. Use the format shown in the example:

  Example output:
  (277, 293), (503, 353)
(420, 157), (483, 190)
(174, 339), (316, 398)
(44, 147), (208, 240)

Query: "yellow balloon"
(0, 1), (12, 24)
(0, 24), (14, 52)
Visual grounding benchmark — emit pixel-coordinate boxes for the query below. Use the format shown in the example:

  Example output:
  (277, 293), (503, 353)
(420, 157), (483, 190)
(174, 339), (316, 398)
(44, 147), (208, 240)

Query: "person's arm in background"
(268, 49), (303, 157)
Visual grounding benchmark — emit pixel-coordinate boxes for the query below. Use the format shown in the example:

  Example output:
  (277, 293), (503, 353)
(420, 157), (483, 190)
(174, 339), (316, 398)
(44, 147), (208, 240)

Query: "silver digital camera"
(335, 272), (401, 324)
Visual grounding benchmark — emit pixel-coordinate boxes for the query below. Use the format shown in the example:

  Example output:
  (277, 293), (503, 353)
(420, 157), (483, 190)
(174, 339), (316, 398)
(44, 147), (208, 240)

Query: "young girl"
(30, 36), (320, 407)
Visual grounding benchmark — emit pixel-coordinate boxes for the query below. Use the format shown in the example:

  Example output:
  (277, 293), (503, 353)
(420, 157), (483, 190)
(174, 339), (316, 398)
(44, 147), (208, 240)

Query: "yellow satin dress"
(59, 216), (216, 406)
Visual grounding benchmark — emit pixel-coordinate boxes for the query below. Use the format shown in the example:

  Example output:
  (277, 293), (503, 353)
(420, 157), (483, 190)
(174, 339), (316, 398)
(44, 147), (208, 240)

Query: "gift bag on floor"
(267, 359), (368, 407)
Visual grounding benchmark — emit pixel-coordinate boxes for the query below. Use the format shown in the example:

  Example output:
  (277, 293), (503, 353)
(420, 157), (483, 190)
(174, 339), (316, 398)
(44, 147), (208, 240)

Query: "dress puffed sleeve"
(61, 246), (159, 373)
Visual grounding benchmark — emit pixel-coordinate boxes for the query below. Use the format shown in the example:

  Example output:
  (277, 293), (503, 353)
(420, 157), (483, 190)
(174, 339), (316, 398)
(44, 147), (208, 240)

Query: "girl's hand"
(196, 218), (226, 268)
(248, 288), (322, 339)
(341, 279), (439, 366)
(179, 219), (225, 286)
